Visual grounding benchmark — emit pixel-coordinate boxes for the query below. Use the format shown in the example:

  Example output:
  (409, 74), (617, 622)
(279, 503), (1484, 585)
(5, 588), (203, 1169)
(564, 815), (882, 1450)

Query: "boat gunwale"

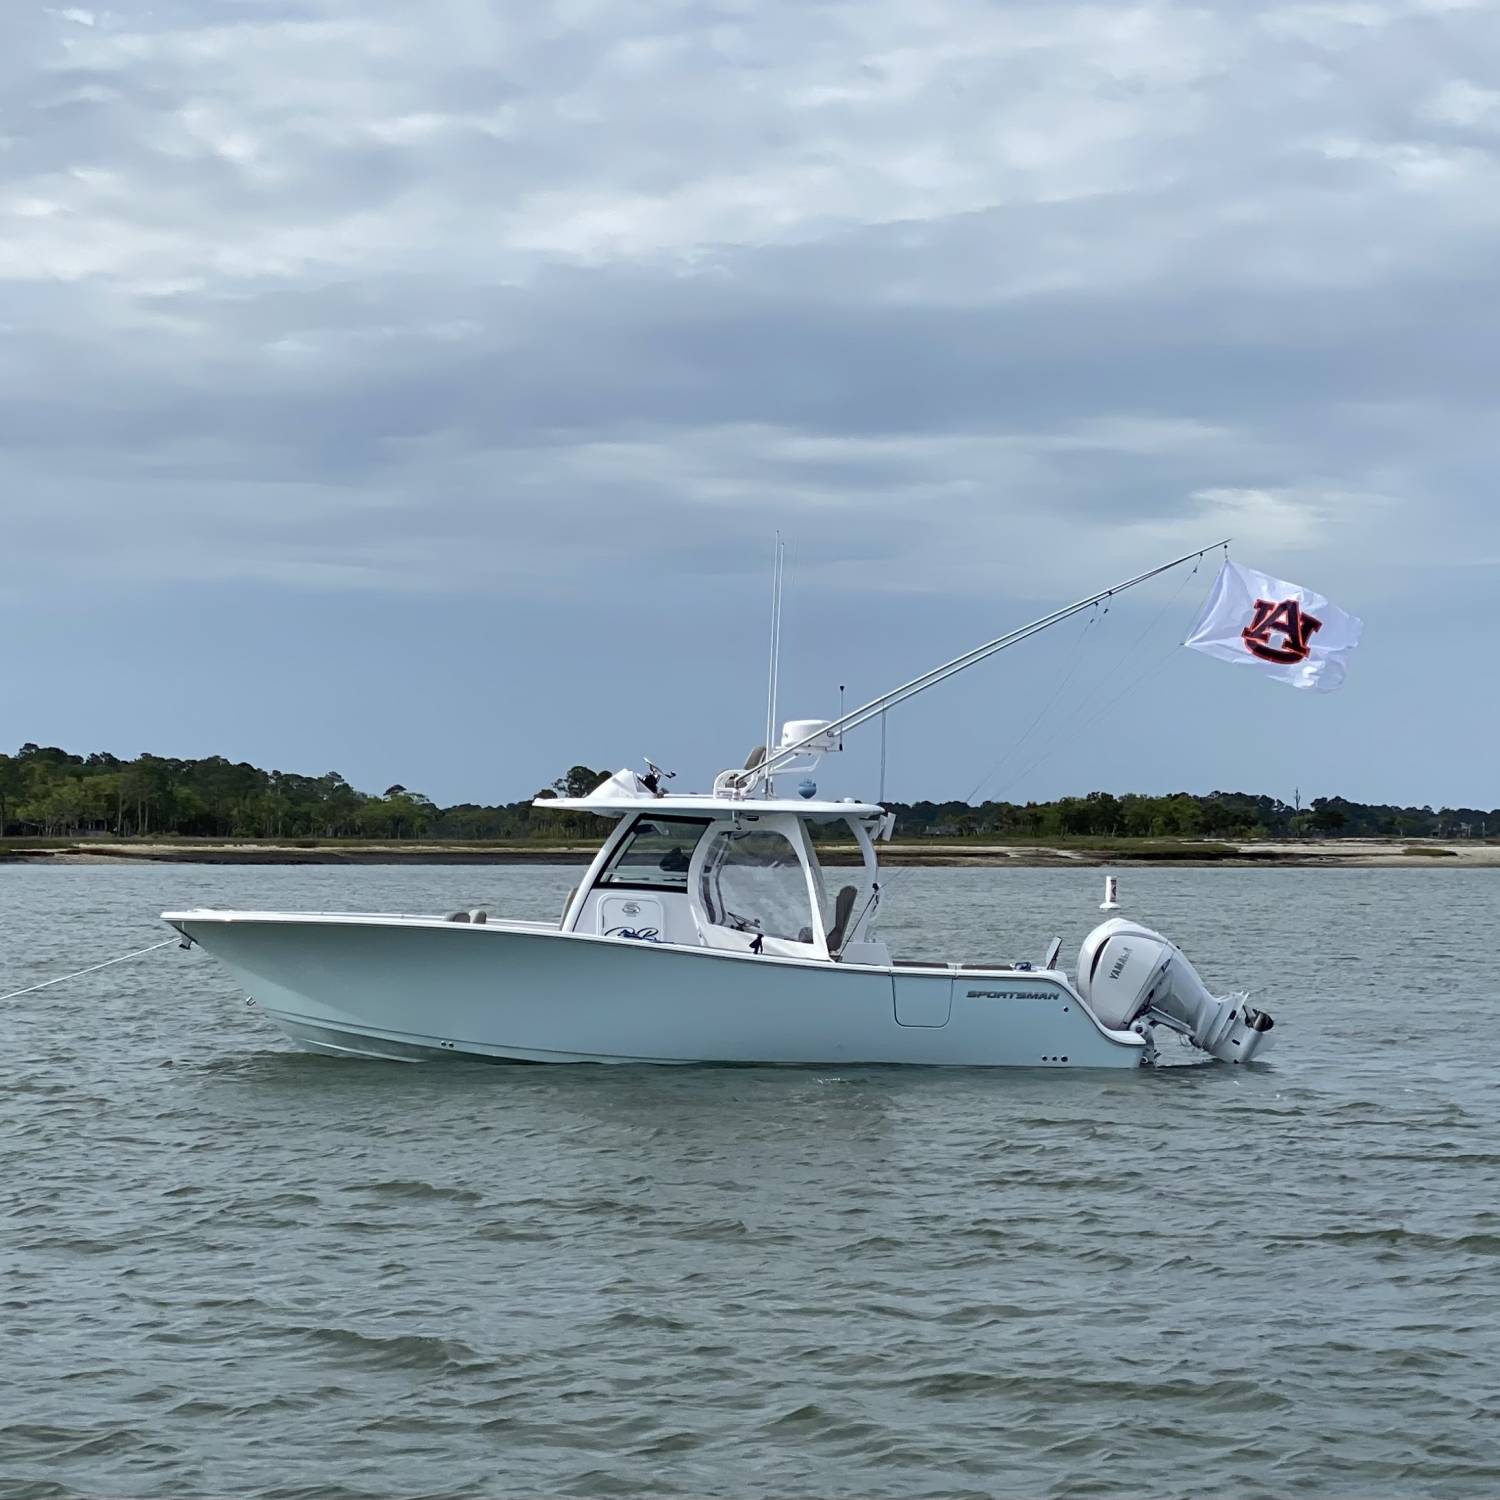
(160, 907), (1077, 983)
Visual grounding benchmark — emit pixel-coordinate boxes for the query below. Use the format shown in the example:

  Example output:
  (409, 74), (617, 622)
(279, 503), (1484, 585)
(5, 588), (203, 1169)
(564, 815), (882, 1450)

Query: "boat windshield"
(805, 818), (875, 948)
(597, 816), (712, 891)
(699, 827), (815, 943)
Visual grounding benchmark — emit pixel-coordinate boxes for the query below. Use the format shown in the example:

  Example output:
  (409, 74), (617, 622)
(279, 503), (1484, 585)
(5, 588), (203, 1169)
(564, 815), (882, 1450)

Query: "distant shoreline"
(2, 838), (1495, 868)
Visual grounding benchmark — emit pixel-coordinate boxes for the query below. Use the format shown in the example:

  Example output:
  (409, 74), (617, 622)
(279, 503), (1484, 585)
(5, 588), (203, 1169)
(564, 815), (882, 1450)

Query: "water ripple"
(2, 863), (1500, 1497)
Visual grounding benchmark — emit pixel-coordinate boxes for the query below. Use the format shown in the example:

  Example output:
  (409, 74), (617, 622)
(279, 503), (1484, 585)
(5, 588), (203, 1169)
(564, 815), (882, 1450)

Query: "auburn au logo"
(1242, 597), (1323, 664)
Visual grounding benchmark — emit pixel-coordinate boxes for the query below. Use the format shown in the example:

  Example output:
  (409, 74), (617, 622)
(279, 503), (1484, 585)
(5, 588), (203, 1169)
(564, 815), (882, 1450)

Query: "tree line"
(0, 747), (618, 841)
(893, 790), (1497, 841)
(0, 744), (1492, 842)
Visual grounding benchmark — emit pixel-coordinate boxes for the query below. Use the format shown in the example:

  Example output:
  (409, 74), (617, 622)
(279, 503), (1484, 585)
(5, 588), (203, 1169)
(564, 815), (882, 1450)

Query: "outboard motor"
(1077, 917), (1274, 1064)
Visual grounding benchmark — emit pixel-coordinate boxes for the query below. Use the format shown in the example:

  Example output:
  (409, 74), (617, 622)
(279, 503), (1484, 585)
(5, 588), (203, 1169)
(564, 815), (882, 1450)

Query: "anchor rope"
(0, 936), (180, 1004)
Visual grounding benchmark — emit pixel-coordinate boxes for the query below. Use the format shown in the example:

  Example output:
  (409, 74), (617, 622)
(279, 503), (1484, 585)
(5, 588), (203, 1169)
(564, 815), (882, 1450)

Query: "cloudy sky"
(3, 0), (1497, 807)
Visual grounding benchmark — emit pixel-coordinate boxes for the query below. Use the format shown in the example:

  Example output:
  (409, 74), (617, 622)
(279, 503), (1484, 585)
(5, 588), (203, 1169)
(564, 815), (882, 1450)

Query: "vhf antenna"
(762, 533), (785, 799)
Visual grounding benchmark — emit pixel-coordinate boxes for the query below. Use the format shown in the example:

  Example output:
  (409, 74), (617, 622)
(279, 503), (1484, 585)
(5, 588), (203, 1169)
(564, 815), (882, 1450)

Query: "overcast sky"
(3, 0), (1497, 807)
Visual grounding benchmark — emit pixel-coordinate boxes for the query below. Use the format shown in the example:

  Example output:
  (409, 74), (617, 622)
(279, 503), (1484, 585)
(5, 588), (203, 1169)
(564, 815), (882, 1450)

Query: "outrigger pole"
(747, 539), (1230, 791)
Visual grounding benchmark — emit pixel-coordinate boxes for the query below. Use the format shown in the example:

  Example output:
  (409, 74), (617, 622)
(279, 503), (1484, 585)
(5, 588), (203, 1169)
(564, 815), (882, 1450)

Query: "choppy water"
(2, 861), (1499, 1499)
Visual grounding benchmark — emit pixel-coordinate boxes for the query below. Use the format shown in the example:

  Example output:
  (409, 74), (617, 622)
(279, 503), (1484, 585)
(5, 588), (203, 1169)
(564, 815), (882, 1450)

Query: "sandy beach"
(5, 838), (1496, 868)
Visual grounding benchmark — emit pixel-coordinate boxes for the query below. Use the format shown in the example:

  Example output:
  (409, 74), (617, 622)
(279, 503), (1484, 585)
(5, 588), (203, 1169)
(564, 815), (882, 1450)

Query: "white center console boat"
(163, 544), (1275, 1069)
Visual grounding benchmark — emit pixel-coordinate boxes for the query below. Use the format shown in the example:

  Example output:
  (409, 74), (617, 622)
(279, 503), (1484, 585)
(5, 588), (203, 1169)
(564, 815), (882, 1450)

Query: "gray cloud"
(3, 0), (1499, 797)
(8, 0), (1500, 810)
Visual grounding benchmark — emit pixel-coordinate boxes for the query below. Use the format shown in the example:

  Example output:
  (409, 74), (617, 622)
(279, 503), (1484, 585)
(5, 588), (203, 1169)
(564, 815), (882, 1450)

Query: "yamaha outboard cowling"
(1077, 917), (1274, 1063)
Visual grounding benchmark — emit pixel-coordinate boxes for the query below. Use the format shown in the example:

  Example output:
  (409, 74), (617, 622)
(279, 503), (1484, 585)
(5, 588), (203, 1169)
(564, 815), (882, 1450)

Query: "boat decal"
(966, 989), (1056, 1000)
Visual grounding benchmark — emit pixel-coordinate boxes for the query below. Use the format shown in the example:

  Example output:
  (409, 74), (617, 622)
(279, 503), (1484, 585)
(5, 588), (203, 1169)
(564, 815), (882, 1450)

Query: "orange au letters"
(1241, 597), (1323, 665)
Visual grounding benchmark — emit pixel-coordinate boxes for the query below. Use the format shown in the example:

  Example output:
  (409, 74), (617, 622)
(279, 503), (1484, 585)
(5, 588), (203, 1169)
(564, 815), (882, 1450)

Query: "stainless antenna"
(762, 533), (785, 799)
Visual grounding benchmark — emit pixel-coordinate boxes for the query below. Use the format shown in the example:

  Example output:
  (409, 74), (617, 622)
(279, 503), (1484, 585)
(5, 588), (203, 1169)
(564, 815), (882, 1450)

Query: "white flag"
(1185, 560), (1362, 691)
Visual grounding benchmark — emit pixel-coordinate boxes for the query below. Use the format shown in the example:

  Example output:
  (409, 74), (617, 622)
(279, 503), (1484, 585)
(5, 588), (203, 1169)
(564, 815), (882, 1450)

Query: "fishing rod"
(745, 538), (1230, 790)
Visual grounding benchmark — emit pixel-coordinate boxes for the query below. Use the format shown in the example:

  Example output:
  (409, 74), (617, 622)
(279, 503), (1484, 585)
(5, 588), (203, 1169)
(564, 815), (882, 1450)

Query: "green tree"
(1309, 800), (1348, 835)
(360, 791), (434, 840)
(552, 765), (609, 799)
(0, 754), (22, 834)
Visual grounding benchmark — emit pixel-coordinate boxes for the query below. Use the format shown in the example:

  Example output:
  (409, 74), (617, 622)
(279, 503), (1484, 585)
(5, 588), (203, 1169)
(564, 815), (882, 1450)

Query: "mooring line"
(0, 936), (181, 1004)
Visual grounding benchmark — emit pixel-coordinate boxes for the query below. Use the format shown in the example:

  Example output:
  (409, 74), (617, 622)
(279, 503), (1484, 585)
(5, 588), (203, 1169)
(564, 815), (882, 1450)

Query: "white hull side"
(167, 915), (1147, 1069)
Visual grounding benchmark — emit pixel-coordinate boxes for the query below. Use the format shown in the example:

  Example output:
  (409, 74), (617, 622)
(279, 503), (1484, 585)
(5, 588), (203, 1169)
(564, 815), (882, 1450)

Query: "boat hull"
(164, 913), (1148, 1069)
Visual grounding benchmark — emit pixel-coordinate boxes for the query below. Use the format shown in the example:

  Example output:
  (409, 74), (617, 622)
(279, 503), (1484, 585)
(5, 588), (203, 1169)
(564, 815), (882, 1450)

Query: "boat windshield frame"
(563, 805), (884, 957)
